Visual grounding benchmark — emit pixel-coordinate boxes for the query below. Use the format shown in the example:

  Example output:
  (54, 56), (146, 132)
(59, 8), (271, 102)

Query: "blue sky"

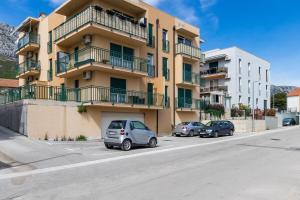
(0, 0), (300, 86)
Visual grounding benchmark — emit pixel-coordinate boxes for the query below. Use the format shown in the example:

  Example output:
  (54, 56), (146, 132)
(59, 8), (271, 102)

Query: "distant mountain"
(0, 23), (18, 59)
(271, 85), (297, 96)
(0, 23), (18, 79)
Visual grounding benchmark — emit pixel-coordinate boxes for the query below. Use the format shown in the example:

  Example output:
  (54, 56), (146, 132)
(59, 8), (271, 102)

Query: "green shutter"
(183, 63), (192, 82)
(178, 88), (184, 108)
(163, 57), (168, 80)
(147, 83), (154, 105)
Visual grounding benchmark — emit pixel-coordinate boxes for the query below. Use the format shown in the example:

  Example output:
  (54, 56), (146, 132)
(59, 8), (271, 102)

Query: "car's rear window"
(108, 120), (127, 129)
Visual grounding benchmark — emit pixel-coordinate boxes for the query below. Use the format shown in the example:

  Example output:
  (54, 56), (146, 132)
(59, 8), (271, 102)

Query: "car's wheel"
(189, 130), (194, 137)
(105, 143), (113, 149)
(121, 139), (132, 151)
(214, 131), (219, 138)
(229, 130), (234, 136)
(149, 138), (157, 148)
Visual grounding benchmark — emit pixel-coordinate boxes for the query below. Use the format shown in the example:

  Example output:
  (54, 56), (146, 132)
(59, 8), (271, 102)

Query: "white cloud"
(199, 0), (217, 10)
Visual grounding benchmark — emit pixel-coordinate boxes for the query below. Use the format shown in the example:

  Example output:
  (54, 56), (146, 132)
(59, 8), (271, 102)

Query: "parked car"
(172, 122), (205, 137)
(199, 121), (235, 138)
(104, 120), (157, 151)
(282, 118), (296, 126)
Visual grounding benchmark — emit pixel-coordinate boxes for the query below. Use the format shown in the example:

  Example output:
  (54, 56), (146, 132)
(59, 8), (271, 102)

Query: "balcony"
(16, 33), (40, 55)
(176, 43), (202, 61)
(81, 86), (165, 109)
(0, 85), (165, 110)
(17, 60), (41, 79)
(56, 46), (149, 78)
(200, 86), (228, 94)
(175, 98), (202, 111)
(177, 72), (200, 87)
(54, 6), (147, 47)
(200, 67), (229, 80)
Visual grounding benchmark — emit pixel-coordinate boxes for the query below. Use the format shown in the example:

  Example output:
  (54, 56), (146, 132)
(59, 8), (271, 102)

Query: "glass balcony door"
(110, 78), (126, 104)
(183, 63), (192, 82)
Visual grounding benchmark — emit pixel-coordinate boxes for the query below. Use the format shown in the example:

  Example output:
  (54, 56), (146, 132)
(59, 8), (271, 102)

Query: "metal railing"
(200, 67), (228, 75)
(175, 98), (203, 110)
(80, 86), (165, 107)
(56, 46), (148, 75)
(54, 6), (147, 42)
(0, 85), (166, 108)
(18, 60), (41, 75)
(148, 64), (155, 77)
(17, 33), (40, 51)
(200, 86), (228, 93)
(162, 40), (170, 53)
(183, 72), (200, 85)
(176, 43), (201, 59)
(147, 36), (155, 48)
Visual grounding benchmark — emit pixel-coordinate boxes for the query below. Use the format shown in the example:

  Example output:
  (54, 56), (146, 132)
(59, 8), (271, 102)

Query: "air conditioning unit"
(139, 17), (147, 27)
(83, 35), (92, 46)
(27, 51), (33, 59)
(83, 71), (92, 80)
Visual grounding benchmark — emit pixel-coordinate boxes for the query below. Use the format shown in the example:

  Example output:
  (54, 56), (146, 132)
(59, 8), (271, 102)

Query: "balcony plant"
(77, 104), (87, 113)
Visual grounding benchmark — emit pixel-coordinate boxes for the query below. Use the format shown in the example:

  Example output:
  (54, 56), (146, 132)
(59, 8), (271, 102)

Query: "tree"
(271, 92), (287, 111)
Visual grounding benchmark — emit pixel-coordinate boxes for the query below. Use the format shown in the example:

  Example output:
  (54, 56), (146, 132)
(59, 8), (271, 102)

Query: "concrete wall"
(287, 96), (299, 112)
(0, 101), (27, 135)
(265, 116), (278, 130)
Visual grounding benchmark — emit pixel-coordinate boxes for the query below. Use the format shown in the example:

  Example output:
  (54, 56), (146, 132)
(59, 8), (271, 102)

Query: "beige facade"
(15, 0), (204, 139)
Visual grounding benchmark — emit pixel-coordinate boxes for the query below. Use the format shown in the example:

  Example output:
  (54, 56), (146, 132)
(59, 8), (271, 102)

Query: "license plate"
(109, 131), (116, 135)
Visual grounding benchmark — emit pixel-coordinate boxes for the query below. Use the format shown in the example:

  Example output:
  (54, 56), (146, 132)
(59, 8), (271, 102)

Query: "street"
(0, 126), (300, 200)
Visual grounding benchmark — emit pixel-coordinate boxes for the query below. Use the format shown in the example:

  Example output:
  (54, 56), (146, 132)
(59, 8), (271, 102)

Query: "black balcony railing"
(54, 6), (147, 42)
(17, 33), (40, 51)
(18, 60), (41, 75)
(56, 46), (148, 75)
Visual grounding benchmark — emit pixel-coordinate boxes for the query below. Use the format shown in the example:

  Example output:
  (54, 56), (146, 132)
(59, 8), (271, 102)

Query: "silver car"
(172, 122), (205, 137)
(104, 120), (157, 151)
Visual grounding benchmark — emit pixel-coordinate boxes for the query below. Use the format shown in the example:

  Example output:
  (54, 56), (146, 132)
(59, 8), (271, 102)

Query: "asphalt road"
(0, 126), (300, 200)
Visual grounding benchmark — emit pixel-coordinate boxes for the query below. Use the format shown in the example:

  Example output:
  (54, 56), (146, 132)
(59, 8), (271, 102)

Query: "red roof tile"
(0, 79), (19, 88)
(288, 88), (300, 97)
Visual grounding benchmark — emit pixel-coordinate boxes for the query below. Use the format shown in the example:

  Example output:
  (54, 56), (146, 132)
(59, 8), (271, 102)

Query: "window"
(259, 67), (261, 80)
(165, 86), (168, 106)
(131, 121), (147, 130)
(162, 29), (169, 52)
(183, 63), (192, 82)
(259, 83), (261, 96)
(48, 59), (53, 81)
(239, 77), (242, 92)
(248, 80), (251, 94)
(147, 53), (155, 77)
(178, 36), (192, 46)
(248, 97), (251, 106)
(239, 59), (242, 74)
(162, 57), (169, 80)
(239, 95), (242, 104)
(266, 69), (269, 82)
(209, 62), (218, 68)
(48, 31), (52, 54)
(248, 62), (251, 77)
(109, 121), (127, 129)
(178, 88), (192, 108)
(266, 85), (268, 97)
(147, 23), (154, 47)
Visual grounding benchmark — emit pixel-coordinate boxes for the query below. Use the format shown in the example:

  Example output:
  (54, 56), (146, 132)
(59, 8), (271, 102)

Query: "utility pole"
(252, 81), (259, 132)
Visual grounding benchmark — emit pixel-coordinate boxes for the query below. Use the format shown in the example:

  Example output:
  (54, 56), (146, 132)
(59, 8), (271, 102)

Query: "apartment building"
(201, 47), (270, 110)
(287, 88), (300, 112)
(12, 0), (204, 139)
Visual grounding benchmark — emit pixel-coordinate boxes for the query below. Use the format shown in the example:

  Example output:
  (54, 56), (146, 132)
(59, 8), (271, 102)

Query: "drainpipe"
(173, 26), (176, 128)
(156, 19), (159, 135)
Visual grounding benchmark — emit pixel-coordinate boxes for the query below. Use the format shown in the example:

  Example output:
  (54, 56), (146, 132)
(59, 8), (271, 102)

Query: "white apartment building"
(201, 47), (271, 110)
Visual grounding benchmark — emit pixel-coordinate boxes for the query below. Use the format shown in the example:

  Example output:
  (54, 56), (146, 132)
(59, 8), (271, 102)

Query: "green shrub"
(77, 104), (87, 113)
(76, 135), (87, 141)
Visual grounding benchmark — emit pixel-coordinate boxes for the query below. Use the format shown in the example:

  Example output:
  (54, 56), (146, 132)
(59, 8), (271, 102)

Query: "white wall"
(203, 47), (271, 110)
(287, 96), (299, 112)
